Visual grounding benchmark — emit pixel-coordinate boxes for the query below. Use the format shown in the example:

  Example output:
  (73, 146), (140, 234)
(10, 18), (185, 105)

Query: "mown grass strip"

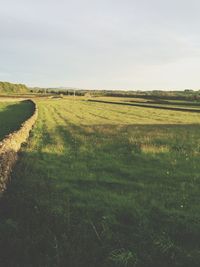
(88, 99), (200, 113)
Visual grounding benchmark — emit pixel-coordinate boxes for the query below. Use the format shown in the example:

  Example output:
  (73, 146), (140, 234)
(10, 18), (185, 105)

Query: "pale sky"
(0, 0), (200, 90)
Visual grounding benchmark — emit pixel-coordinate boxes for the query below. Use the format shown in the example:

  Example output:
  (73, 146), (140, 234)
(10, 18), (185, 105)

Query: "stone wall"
(0, 100), (38, 192)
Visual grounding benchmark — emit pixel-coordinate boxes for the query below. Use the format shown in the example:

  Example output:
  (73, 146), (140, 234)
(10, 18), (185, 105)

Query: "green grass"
(94, 96), (200, 111)
(0, 99), (200, 267)
(0, 101), (34, 141)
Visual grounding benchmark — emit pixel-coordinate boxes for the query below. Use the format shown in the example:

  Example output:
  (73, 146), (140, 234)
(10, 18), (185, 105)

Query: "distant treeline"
(30, 87), (85, 96)
(0, 82), (29, 94)
(30, 87), (200, 101)
(103, 90), (200, 101)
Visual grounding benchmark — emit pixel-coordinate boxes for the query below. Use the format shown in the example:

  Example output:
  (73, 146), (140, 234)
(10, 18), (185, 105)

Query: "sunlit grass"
(0, 98), (200, 267)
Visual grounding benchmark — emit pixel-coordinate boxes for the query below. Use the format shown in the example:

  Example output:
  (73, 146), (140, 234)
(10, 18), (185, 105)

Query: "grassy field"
(93, 96), (200, 111)
(0, 98), (200, 267)
(0, 100), (34, 141)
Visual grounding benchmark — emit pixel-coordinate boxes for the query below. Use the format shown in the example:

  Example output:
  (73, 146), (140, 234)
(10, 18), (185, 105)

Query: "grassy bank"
(0, 101), (35, 141)
(0, 99), (200, 267)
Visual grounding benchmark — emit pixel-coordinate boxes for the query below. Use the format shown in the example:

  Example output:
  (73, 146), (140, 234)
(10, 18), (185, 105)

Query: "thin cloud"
(0, 0), (200, 89)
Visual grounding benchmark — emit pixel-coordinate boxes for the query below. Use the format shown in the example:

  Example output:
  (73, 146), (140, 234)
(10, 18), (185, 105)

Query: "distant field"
(0, 99), (200, 267)
(0, 100), (34, 140)
(93, 96), (200, 111)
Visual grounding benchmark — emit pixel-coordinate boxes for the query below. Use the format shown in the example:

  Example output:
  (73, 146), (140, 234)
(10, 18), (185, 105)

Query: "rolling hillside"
(0, 82), (29, 94)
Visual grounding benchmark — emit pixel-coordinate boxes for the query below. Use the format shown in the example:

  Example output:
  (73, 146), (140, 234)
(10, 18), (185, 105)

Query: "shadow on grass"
(125, 99), (200, 107)
(0, 101), (34, 140)
(0, 122), (200, 267)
